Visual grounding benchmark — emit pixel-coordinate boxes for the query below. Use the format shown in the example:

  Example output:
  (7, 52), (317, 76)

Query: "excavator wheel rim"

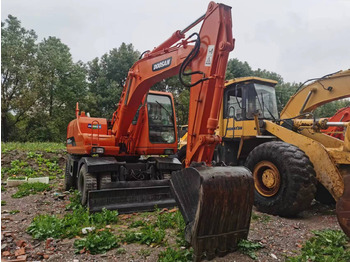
(253, 161), (281, 197)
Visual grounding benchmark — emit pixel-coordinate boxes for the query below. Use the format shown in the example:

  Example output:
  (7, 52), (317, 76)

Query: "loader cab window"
(224, 84), (244, 120)
(147, 94), (175, 144)
(246, 83), (278, 120)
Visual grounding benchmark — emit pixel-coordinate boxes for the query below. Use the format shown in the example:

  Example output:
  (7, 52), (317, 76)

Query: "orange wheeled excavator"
(66, 2), (254, 260)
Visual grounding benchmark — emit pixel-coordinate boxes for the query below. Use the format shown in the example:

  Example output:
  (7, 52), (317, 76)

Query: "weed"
(238, 239), (263, 260)
(27, 214), (64, 240)
(116, 247), (126, 254)
(251, 212), (260, 220)
(158, 247), (193, 262)
(9, 210), (20, 214)
(74, 230), (119, 255)
(1, 185), (6, 192)
(65, 191), (82, 211)
(251, 212), (270, 223)
(12, 182), (51, 198)
(27, 192), (119, 240)
(8, 176), (27, 180)
(1, 142), (65, 152)
(123, 224), (166, 246)
(1, 200), (6, 206)
(286, 229), (350, 262)
(138, 248), (151, 257)
(129, 220), (147, 228)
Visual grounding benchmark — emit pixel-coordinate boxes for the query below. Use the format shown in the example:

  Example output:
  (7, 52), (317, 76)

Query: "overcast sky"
(2, 0), (350, 83)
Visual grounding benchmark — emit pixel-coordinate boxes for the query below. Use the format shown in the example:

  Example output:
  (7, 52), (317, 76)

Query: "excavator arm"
(280, 69), (350, 120)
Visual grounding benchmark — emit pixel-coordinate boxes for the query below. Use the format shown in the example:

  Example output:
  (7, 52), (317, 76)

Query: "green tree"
(225, 58), (253, 79)
(1, 15), (39, 141)
(86, 43), (140, 118)
(26, 37), (87, 141)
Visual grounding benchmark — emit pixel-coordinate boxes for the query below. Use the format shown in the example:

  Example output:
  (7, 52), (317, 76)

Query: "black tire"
(64, 158), (75, 191)
(245, 141), (317, 217)
(77, 165), (97, 205)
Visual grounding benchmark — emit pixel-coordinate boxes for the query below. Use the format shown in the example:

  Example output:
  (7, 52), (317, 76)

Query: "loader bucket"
(336, 171), (350, 237)
(170, 166), (254, 261)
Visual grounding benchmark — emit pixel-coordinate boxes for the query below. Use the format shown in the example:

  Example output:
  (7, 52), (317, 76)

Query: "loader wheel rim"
(253, 161), (281, 197)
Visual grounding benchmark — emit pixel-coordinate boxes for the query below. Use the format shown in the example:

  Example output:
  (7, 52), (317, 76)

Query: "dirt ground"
(0, 151), (343, 262)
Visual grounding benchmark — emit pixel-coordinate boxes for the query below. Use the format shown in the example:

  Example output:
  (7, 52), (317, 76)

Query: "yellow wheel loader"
(178, 70), (350, 236)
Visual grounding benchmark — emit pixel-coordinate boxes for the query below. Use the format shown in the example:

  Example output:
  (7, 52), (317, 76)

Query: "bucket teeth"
(171, 166), (254, 260)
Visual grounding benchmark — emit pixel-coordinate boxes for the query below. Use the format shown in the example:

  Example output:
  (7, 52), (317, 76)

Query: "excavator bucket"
(170, 166), (254, 261)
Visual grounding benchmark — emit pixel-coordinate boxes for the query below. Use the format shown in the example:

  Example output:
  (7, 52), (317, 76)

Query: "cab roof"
(225, 76), (278, 87)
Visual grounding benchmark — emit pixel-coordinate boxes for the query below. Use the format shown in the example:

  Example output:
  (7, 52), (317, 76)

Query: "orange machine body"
(67, 90), (178, 156)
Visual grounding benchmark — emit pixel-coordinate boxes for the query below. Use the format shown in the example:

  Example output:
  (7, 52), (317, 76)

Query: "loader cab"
(224, 77), (278, 121)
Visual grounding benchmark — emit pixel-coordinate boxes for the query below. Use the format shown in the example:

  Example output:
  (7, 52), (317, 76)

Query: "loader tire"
(78, 165), (97, 205)
(245, 141), (316, 217)
(64, 159), (75, 191)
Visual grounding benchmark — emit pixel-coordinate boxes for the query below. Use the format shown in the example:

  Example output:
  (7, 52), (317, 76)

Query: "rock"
(1, 243), (8, 251)
(45, 238), (53, 249)
(14, 247), (25, 256)
(43, 254), (49, 259)
(15, 240), (26, 247)
(81, 227), (95, 234)
(2, 250), (11, 256)
(10, 255), (27, 262)
(270, 253), (278, 259)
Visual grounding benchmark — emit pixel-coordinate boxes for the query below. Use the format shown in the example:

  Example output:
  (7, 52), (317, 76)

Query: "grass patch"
(251, 212), (271, 223)
(11, 182), (51, 198)
(9, 210), (20, 214)
(158, 247), (193, 262)
(1, 200), (6, 206)
(238, 239), (263, 260)
(286, 229), (350, 262)
(74, 230), (119, 255)
(137, 248), (152, 258)
(116, 247), (126, 254)
(2, 142), (65, 153)
(123, 208), (186, 247)
(27, 191), (119, 243)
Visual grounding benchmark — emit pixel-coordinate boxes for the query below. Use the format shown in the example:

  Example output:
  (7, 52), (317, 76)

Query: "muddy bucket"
(170, 166), (254, 261)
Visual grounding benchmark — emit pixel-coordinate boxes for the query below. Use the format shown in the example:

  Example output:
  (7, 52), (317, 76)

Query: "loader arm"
(280, 69), (350, 119)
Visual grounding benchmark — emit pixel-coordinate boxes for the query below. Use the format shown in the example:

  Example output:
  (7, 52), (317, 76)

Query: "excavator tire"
(99, 172), (112, 189)
(78, 165), (97, 205)
(245, 141), (316, 217)
(64, 159), (75, 191)
(170, 165), (254, 261)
